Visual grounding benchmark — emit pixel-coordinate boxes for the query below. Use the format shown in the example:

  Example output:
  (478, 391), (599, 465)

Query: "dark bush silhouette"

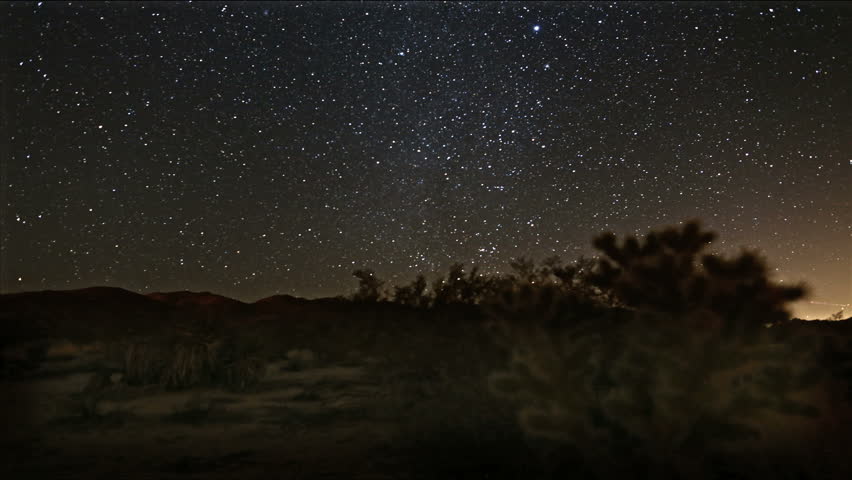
(432, 263), (492, 306)
(377, 256), (605, 309)
(487, 221), (823, 478)
(508, 256), (536, 283)
(352, 268), (386, 302)
(119, 329), (266, 392)
(392, 274), (429, 307)
(214, 335), (267, 392)
(590, 220), (806, 326)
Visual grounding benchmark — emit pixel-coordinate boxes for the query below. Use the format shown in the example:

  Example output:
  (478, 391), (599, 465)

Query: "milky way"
(3, 2), (850, 318)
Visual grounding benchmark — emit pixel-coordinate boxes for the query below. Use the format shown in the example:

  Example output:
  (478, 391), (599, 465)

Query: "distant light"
(533, 25), (541, 32)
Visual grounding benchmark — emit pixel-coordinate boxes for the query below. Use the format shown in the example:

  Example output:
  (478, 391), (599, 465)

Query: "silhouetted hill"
(147, 290), (240, 306)
(146, 290), (255, 319)
(0, 286), (174, 319)
(252, 294), (352, 316)
(3, 287), (851, 368)
(0, 287), (177, 344)
(1, 286), (162, 310)
(252, 294), (309, 313)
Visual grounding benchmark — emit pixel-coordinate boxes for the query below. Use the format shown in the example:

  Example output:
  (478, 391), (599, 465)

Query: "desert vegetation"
(111, 323), (268, 392)
(346, 220), (849, 478)
(485, 222), (823, 478)
(1, 221), (850, 479)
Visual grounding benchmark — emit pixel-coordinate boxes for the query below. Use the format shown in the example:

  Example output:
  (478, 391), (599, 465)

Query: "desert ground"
(2, 288), (851, 479)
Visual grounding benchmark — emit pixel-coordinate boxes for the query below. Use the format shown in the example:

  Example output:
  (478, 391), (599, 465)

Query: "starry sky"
(2, 2), (850, 318)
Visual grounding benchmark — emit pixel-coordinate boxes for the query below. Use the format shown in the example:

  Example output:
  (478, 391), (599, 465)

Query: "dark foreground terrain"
(1, 286), (851, 479)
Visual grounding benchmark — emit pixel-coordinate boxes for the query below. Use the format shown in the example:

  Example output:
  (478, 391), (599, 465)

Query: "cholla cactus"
(487, 284), (625, 440)
(590, 220), (806, 326)
(488, 222), (821, 477)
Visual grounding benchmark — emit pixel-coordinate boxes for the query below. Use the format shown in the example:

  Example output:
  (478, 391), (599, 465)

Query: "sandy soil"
(0, 342), (426, 479)
(3, 335), (850, 480)
(0, 336), (529, 479)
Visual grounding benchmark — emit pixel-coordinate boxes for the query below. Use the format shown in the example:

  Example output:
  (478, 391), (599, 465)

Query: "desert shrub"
(432, 263), (473, 305)
(118, 331), (266, 391)
(589, 220), (806, 326)
(352, 269), (386, 302)
(379, 255), (604, 310)
(160, 340), (218, 389)
(392, 274), (430, 307)
(215, 336), (267, 392)
(123, 340), (172, 385)
(487, 222), (823, 478)
(430, 263), (518, 307)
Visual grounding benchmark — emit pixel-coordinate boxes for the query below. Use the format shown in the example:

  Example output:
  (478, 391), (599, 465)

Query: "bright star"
(533, 25), (541, 32)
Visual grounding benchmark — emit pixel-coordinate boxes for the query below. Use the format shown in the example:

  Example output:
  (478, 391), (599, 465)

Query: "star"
(2, 2), (847, 319)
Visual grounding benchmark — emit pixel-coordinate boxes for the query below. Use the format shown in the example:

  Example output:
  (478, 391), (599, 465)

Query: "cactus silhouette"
(430, 263), (494, 306)
(589, 220), (806, 326)
(488, 221), (821, 478)
(392, 274), (429, 307)
(352, 269), (386, 302)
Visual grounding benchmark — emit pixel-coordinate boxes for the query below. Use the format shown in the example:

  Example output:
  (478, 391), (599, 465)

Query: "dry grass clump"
(118, 331), (266, 391)
(215, 336), (267, 392)
(160, 340), (219, 389)
(123, 340), (172, 385)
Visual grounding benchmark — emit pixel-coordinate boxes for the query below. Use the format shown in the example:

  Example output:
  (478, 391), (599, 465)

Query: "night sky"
(2, 2), (850, 318)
